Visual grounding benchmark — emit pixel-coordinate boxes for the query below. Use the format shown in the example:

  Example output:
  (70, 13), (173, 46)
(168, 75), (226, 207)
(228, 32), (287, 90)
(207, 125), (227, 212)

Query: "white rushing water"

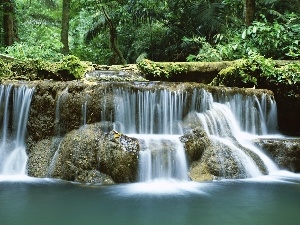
(136, 134), (188, 182)
(0, 85), (34, 176)
(47, 88), (69, 177)
(114, 88), (191, 182)
(113, 87), (280, 181)
(197, 90), (279, 177)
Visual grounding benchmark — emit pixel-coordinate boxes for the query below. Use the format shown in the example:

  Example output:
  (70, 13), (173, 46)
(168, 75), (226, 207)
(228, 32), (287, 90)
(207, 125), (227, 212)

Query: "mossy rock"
(0, 59), (12, 79)
(57, 55), (90, 80)
(50, 124), (140, 183)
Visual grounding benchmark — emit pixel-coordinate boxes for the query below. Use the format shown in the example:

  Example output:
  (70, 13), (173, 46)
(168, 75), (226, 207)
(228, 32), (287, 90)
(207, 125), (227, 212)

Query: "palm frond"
(85, 18), (106, 44)
(190, 0), (225, 37)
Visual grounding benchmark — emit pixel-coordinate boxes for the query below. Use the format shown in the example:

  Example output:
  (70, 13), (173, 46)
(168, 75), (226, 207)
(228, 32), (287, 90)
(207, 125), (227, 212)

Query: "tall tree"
(101, 5), (126, 64)
(1, 0), (17, 46)
(245, 0), (255, 26)
(61, 0), (71, 55)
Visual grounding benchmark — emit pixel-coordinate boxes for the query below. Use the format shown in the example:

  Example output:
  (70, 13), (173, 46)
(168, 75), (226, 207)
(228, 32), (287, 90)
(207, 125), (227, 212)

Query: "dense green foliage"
(0, 0), (298, 64)
(187, 13), (300, 61)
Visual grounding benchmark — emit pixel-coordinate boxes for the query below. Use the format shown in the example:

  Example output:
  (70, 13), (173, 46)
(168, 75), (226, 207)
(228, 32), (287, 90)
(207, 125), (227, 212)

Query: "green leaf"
(242, 30), (246, 39)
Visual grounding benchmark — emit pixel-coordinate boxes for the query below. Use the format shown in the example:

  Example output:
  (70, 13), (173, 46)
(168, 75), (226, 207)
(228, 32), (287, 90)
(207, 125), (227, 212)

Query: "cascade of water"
(197, 90), (279, 177)
(0, 85), (34, 175)
(138, 135), (189, 182)
(0, 85), (12, 148)
(114, 88), (191, 182)
(114, 88), (191, 134)
(215, 92), (278, 135)
(0, 85), (12, 168)
(114, 87), (279, 181)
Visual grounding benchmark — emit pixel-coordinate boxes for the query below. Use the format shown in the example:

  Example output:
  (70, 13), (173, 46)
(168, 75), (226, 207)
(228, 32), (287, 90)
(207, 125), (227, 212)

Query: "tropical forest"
(0, 0), (299, 64)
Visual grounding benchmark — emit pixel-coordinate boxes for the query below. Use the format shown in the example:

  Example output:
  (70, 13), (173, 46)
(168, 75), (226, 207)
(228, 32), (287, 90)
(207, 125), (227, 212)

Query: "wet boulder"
(180, 127), (210, 163)
(254, 138), (300, 172)
(188, 140), (246, 181)
(182, 127), (268, 181)
(34, 123), (140, 183)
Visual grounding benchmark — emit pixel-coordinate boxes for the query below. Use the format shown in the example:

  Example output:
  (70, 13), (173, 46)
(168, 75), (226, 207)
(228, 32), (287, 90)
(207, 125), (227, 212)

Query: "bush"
(57, 55), (89, 80)
(4, 42), (63, 62)
(212, 53), (300, 97)
(185, 36), (223, 62)
(189, 13), (300, 61)
(137, 59), (187, 80)
(0, 59), (12, 80)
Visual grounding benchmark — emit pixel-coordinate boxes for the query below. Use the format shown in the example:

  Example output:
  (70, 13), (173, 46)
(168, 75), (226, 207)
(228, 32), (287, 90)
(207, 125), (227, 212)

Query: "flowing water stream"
(0, 85), (34, 176)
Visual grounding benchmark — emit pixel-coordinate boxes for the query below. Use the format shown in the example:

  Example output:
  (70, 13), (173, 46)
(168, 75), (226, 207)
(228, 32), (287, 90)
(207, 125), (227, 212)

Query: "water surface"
(1, 172), (300, 225)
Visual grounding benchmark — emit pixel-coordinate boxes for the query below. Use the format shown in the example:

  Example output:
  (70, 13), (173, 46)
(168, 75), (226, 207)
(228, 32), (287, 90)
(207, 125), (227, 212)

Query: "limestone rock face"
(27, 81), (115, 147)
(181, 126), (268, 181)
(27, 138), (53, 178)
(276, 95), (300, 136)
(254, 138), (300, 172)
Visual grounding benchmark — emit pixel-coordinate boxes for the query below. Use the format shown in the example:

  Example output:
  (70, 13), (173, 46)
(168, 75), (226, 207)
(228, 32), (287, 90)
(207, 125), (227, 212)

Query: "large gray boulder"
(27, 123), (139, 183)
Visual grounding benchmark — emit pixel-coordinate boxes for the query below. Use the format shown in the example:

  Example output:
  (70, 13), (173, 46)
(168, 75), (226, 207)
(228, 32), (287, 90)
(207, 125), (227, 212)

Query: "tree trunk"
(101, 6), (126, 65)
(2, 0), (15, 46)
(244, 0), (255, 26)
(61, 0), (71, 55)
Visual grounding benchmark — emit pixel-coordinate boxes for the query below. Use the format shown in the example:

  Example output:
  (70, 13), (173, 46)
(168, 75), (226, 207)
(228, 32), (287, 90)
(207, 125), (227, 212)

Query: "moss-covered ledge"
(137, 59), (300, 83)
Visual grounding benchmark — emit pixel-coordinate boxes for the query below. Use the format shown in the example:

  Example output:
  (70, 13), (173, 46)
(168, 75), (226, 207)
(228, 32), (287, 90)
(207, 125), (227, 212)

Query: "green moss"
(0, 59), (12, 79)
(10, 60), (56, 81)
(212, 59), (258, 88)
(0, 55), (92, 82)
(57, 55), (89, 80)
(137, 59), (187, 80)
(212, 53), (300, 97)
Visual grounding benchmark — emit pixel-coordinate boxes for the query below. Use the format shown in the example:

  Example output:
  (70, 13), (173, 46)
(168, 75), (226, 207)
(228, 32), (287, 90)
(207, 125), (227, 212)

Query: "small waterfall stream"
(197, 90), (279, 174)
(114, 88), (191, 182)
(0, 85), (34, 176)
(47, 88), (69, 177)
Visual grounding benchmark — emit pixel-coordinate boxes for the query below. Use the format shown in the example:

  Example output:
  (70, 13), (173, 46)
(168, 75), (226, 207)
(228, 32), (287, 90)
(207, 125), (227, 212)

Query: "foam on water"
(113, 180), (209, 196)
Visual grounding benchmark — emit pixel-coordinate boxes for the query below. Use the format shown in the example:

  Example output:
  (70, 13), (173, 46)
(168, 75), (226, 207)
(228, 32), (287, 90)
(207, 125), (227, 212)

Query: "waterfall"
(114, 86), (279, 181)
(114, 88), (191, 182)
(197, 90), (279, 177)
(137, 135), (188, 182)
(114, 88), (184, 134)
(0, 85), (34, 175)
(0, 82), (280, 181)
